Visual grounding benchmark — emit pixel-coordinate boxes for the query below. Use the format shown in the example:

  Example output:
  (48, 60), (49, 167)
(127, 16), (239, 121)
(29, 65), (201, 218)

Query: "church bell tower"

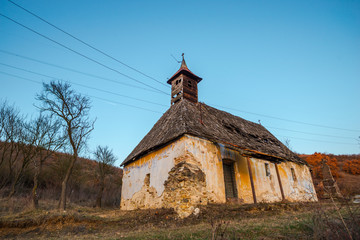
(167, 54), (202, 105)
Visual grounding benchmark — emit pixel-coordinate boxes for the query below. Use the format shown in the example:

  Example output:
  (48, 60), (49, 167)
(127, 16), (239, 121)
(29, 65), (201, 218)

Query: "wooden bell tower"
(167, 54), (202, 105)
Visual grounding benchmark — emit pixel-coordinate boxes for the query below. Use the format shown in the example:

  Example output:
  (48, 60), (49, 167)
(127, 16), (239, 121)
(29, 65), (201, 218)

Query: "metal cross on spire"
(181, 53), (188, 69)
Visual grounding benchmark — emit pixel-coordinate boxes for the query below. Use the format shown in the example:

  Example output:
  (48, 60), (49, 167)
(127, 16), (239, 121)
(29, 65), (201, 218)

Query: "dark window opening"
(175, 78), (182, 85)
(223, 161), (237, 199)
(291, 168), (297, 181)
(265, 163), (270, 177)
(187, 80), (192, 88)
(144, 173), (150, 186)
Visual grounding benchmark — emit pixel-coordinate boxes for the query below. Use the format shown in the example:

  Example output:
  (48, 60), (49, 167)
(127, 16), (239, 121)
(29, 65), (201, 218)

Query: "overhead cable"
(209, 103), (360, 133)
(0, 13), (168, 95)
(0, 66), (167, 107)
(265, 125), (356, 140)
(0, 71), (164, 114)
(275, 134), (358, 146)
(7, 0), (170, 88)
(0, 49), (162, 94)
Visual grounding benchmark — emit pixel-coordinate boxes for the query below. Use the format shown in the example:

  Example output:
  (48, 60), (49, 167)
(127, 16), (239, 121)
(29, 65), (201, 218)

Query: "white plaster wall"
(278, 161), (318, 202)
(250, 158), (282, 203)
(121, 139), (185, 201)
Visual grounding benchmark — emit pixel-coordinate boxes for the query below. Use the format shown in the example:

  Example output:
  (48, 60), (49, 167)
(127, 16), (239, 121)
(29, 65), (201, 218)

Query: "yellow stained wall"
(234, 156), (254, 203)
(121, 134), (317, 212)
(182, 135), (225, 203)
(249, 158), (282, 203)
(183, 137), (255, 204)
(277, 161), (318, 202)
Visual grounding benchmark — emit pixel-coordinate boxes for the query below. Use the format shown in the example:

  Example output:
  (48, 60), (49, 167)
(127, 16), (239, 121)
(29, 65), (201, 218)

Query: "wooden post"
(246, 157), (257, 204)
(275, 163), (285, 201)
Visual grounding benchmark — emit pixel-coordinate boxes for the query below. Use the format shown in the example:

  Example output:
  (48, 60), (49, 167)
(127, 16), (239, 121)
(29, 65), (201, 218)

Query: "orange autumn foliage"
(343, 160), (360, 175)
(305, 152), (339, 179)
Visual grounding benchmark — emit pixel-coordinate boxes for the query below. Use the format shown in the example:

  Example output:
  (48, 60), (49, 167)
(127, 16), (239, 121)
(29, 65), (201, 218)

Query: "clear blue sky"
(0, 0), (359, 166)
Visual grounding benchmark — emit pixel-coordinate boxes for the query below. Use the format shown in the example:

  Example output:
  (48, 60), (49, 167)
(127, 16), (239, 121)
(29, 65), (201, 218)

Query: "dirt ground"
(0, 199), (359, 239)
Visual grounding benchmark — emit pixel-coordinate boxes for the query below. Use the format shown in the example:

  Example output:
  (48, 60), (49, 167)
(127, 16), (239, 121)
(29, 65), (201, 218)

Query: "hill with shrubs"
(0, 143), (122, 209)
(300, 153), (360, 198)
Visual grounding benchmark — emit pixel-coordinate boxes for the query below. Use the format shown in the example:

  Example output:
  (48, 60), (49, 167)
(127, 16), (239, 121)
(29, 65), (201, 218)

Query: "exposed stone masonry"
(321, 160), (342, 198)
(163, 156), (207, 218)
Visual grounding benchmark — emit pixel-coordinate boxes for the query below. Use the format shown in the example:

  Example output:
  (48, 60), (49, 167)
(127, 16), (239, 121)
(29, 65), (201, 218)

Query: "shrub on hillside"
(342, 160), (360, 175)
(305, 153), (339, 179)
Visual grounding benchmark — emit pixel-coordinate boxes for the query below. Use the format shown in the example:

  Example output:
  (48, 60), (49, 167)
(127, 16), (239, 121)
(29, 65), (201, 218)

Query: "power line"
(0, 13), (169, 95)
(88, 95), (163, 114)
(0, 11), (357, 134)
(209, 103), (360, 133)
(0, 65), (168, 107)
(265, 125), (356, 140)
(275, 134), (358, 146)
(0, 49), (162, 94)
(1, 70), (358, 147)
(0, 71), (164, 114)
(2, 45), (358, 135)
(3, 47), (358, 135)
(7, 0), (170, 89)
(0, 70), (41, 85)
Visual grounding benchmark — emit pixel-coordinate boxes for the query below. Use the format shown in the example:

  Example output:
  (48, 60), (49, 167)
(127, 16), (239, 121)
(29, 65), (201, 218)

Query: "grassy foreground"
(0, 198), (359, 239)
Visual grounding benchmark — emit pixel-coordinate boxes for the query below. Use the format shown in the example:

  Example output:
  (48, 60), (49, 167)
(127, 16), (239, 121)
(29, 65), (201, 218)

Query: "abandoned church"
(120, 56), (318, 217)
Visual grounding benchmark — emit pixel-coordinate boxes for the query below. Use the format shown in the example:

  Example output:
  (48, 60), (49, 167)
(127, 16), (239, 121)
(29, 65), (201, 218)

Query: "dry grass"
(1, 199), (359, 239)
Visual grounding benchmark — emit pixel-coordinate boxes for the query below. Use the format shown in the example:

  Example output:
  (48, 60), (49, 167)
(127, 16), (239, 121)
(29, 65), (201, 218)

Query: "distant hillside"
(299, 153), (360, 198)
(0, 142), (123, 207)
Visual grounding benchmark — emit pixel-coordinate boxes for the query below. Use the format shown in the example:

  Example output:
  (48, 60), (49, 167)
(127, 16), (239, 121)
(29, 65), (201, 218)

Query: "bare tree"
(94, 146), (116, 208)
(283, 138), (292, 150)
(7, 121), (34, 199)
(36, 81), (95, 210)
(27, 115), (65, 208)
(0, 101), (24, 191)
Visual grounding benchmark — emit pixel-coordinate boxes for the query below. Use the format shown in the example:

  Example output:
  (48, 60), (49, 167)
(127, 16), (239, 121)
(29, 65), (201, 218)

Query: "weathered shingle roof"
(121, 100), (305, 166)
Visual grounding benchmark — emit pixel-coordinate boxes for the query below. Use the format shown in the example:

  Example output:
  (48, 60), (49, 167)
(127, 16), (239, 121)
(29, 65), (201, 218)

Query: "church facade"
(120, 57), (317, 218)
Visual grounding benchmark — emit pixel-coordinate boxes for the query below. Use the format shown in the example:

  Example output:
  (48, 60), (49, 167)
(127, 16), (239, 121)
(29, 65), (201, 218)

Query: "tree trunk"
(95, 180), (104, 208)
(7, 168), (23, 199)
(7, 182), (16, 199)
(59, 156), (77, 210)
(32, 165), (41, 209)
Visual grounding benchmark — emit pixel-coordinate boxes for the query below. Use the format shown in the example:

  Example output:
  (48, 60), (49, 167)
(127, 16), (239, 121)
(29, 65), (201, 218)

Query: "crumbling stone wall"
(121, 173), (161, 209)
(321, 160), (342, 198)
(121, 141), (209, 217)
(163, 160), (207, 218)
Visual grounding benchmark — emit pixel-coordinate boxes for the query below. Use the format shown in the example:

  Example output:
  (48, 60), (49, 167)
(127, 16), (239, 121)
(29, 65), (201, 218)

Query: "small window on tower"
(265, 163), (270, 177)
(188, 80), (192, 88)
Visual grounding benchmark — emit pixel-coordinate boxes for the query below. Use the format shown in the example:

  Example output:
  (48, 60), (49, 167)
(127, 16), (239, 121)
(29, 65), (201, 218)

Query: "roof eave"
(167, 68), (202, 84)
(121, 133), (305, 167)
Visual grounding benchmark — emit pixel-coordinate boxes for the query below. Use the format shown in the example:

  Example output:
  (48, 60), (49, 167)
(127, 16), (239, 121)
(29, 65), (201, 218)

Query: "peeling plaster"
(250, 158), (282, 203)
(121, 134), (317, 215)
(121, 139), (185, 201)
(278, 162), (318, 202)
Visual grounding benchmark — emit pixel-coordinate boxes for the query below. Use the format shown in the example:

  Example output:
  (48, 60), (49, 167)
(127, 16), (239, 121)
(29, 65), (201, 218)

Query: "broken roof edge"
(121, 133), (306, 167)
